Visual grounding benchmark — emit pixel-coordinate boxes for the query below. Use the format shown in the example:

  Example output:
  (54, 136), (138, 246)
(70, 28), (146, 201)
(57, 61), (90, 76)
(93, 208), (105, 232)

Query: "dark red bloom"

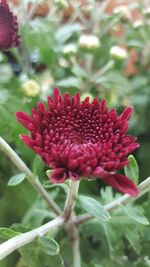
(16, 88), (139, 196)
(0, 0), (20, 50)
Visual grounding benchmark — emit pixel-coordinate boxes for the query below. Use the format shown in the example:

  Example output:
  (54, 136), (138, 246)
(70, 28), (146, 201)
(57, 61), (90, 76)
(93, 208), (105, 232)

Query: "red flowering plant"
(0, 0), (20, 50)
(1, 1), (150, 266)
(16, 88), (139, 196)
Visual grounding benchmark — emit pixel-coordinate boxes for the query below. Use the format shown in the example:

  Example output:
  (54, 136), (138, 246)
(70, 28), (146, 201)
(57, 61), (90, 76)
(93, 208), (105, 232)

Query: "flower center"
(44, 107), (112, 146)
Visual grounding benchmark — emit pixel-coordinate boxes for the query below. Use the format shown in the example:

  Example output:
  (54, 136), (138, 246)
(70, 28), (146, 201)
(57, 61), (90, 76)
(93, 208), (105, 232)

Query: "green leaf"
(56, 77), (80, 88)
(124, 206), (149, 225)
(19, 238), (64, 267)
(122, 225), (141, 254)
(56, 23), (83, 44)
(78, 196), (111, 221)
(8, 173), (26, 186)
(32, 155), (44, 174)
(0, 228), (20, 240)
(71, 66), (87, 78)
(124, 155), (139, 184)
(38, 236), (60, 256)
(23, 209), (54, 227)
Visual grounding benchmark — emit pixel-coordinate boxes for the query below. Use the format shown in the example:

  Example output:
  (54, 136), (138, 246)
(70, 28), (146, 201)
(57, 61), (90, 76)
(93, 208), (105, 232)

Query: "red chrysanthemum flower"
(0, 0), (20, 50)
(16, 88), (139, 196)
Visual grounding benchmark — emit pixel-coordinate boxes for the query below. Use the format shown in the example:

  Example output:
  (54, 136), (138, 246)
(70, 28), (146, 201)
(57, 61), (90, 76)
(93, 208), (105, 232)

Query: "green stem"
(71, 225), (81, 267)
(0, 137), (62, 215)
(64, 180), (81, 267)
(64, 180), (80, 220)
(93, 59), (114, 82)
(0, 216), (64, 260)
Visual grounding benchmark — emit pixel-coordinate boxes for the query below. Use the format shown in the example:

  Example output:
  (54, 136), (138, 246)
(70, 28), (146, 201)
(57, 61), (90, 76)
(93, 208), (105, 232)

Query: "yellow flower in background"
(22, 80), (40, 97)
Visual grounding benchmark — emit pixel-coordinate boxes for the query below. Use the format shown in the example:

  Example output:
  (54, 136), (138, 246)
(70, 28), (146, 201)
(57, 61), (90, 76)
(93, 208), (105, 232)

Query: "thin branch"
(0, 137), (61, 216)
(63, 180), (80, 266)
(93, 59), (114, 82)
(0, 216), (65, 260)
(71, 225), (81, 267)
(75, 176), (150, 225)
(64, 180), (80, 220)
(68, 0), (88, 28)
(25, 0), (39, 24)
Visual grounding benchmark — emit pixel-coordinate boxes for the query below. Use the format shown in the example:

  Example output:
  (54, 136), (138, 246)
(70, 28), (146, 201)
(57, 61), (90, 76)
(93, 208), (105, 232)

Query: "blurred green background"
(0, 0), (150, 266)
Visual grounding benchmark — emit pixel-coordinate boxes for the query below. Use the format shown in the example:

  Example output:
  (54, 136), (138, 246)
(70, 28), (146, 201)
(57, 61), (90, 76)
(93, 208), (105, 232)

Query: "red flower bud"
(0, 0), (20, 50)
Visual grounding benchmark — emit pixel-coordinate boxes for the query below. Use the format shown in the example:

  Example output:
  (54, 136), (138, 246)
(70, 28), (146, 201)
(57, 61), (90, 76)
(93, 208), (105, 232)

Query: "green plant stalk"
(93, 59), (114, 81)
(71, 225), (81, 267)
(0, 137), (62, 216)
(0, 216), (65, 260)
(64, 180), (81, 267)
(64, 180), (80, 220)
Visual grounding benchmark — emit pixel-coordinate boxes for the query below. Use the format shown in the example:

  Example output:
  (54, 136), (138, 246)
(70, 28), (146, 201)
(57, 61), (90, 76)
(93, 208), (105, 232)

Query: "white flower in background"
(133, 20), (144, 28)
(113, 5), (131, 20)
(143, 7), (150, 17)
(22, 79), (40, 97)
(110, 46), (128, 60)
(63, 43), (77, 55)
(79, 34), (100, 51)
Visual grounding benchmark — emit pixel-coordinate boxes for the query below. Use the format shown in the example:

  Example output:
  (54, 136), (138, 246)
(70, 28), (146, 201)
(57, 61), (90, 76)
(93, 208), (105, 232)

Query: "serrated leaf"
(124, 206), (149, 225)
(122, 225), (141, 254)
(124, 155), (139, 184)
(0, 228), (20, 240)
(32, 155), (44, 174)
(8, 173), (26, 186)
(78, 196), (110, 221)
(38, 236), (60, 256)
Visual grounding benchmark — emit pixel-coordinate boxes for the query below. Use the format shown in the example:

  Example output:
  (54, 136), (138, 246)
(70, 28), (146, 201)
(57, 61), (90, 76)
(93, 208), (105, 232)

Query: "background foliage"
(0, 0), (150, 266)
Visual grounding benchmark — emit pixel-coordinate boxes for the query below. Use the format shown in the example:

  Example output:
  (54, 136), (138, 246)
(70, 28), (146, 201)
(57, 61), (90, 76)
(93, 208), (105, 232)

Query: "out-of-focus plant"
(0, 0), (150, 266)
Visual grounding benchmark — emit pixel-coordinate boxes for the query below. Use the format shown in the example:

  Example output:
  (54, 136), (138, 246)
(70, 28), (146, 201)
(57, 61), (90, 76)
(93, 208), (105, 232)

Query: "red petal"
(93, 167), (138, 197)
(19, 134), (35, 148)
(127, 143), (139, 153)
(101, 174), (138, 197)
(120, 107), (133, 121)
(16, 112), (34, 130)
(53, 88), (61, 103)
(72, 93), (80, 108)
(50, 168), (67, 183)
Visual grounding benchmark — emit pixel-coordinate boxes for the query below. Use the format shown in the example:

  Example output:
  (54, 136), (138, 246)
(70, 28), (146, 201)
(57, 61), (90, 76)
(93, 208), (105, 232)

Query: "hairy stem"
(64, 180), (80, 220)
(0, 137), (61, 215)
(75, 176), (150, 225)
(0, 216), (64, 260)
